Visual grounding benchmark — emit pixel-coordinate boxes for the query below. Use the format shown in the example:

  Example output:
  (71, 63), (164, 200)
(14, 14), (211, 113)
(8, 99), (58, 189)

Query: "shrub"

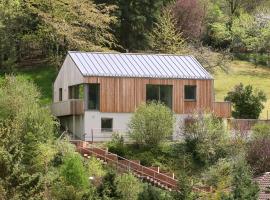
(246, 123), (270, 174)
(183, 113), (230, 167)
(224, 83), (266, 119)
(228, 158), (259, 200)
(129, 102), (175, 147)
(115, 173), (143, 200)
(60, 153), (88, 189)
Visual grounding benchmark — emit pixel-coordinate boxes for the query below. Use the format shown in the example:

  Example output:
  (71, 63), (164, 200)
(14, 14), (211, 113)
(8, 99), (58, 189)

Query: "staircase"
(71, 140), (178, 191)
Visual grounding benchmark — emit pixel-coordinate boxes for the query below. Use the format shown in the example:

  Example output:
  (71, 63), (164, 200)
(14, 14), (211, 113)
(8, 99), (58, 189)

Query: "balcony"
(213, 102), (231, 118)
(51, 99), (84, 117)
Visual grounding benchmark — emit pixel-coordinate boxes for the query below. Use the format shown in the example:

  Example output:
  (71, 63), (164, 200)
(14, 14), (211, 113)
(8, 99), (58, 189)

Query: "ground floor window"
(146, 84), (172, 108)
(101, 118), (113, 132)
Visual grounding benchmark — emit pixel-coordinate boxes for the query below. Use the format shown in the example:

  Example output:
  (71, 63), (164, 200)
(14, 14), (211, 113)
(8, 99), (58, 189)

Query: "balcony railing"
(213, 102), (231, 118)
(51, 99), (84, 117)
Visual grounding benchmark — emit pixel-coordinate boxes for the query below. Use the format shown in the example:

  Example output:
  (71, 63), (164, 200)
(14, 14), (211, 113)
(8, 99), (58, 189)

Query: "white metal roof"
(68, 51), (213, 80)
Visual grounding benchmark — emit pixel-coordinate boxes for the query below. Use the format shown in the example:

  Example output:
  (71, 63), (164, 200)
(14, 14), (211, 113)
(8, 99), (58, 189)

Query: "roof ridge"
(68, 51), (193, 57)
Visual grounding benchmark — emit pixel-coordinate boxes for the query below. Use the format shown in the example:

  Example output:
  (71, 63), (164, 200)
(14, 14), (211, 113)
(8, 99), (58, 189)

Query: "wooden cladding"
(51, 99), (84, 117)
(213, 102), (231, 118)
(85, 76), (214, 114)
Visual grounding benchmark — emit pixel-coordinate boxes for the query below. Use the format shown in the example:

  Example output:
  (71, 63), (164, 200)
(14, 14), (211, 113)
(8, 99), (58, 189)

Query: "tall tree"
(148, 8), (186, 54)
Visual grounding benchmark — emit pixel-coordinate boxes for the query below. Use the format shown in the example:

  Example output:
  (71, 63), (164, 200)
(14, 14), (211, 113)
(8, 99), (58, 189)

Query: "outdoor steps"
(74, 140), (178, 191)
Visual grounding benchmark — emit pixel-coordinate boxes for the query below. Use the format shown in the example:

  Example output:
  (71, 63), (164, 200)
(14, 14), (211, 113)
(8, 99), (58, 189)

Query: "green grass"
(0, 64), (57, 105)
(214, 60), (270, 119)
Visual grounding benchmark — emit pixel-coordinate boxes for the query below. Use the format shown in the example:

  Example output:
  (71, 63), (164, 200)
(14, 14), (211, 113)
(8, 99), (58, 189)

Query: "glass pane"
(146, 85), (159, 102)
(88, 84), (100, 110)
(101, 118), (113, 132)
(160, 85), (172, 109)
(184, 85), (196, 100)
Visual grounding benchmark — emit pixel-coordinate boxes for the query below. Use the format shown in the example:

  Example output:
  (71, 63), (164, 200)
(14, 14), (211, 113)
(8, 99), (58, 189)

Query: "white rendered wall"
(83, 111), (189, 141)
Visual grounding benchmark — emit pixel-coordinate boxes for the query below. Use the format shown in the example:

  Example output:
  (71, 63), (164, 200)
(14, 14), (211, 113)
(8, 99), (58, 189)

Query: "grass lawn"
(0, 64), (57, 105)
(214, 60), (270, 119)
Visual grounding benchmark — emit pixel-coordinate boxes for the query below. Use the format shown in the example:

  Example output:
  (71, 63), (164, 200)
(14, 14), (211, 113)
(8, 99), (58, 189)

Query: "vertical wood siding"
(85, 77), (214, 114)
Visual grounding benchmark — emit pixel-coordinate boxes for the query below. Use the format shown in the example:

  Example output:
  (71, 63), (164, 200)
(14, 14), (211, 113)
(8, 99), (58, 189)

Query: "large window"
(88, 84), (100, 110)
(68, 84), (84, 99)
(146, 85), (172, 108)
(101, 118), (113, 132)
(184, 85), (196, 101)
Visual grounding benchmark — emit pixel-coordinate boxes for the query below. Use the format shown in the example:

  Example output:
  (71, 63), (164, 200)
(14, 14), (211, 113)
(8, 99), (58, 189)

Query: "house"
(51, 52), (231, 141)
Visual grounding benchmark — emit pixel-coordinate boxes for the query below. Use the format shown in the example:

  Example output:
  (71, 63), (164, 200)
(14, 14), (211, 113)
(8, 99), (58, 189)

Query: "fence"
(84, 128), (130, 142)
(228, 118), (270, 132)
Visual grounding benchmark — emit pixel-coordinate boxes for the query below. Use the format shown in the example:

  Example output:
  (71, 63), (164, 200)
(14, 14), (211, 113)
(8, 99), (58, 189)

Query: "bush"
(115, 173), (143, 200)
(129, 102), (175, 147)
(246, 123), (270, 175)
(183, 113), (230, 167)
(228, 158), (259, 200)
(224, 83), (266, 119)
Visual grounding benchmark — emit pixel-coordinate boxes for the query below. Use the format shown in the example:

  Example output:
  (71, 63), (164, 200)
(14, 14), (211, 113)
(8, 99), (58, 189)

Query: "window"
(184, 85), (196, 101)
(69, 85), (84, 99)
(101, 118), (113, 132)
(59, 88), (62, 101)
(146, 85), (172, 108)
(88, 84), (100, 110)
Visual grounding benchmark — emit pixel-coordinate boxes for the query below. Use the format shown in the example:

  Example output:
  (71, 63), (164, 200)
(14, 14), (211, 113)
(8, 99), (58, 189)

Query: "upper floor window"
(59, 88), (62, 101)
(184, 85), (196, 101)
(69, 84), (84, 99)
(88, 84), (100, 110)
(146, 84), (172, 108)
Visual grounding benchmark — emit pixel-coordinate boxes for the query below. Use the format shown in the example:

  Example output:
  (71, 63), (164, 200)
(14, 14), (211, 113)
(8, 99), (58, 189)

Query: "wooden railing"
(213, 102), (231, 118)
(228, 119), (270, 131)
(51, 99), (84, 117)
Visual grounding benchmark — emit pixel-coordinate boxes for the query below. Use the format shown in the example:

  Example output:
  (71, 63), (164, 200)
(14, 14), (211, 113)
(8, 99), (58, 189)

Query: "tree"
(183, 113), (230, 167)
(148, 7), (186, 54)
(110, 0), (170, 51)
(246, 124), (270, 175)
(173, 0), (206, 40)
(129, 102), (175, 147)
(0, 76), (56, 199)
(224, 83), (267, 119)
(115, 173), (143, 200)
(60, 153), (88, 189)
(227, 158), (259, 200)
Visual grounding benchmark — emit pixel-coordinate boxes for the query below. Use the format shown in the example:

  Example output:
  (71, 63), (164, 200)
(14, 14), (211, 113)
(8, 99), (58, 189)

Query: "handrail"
(77, 146), (177, 189)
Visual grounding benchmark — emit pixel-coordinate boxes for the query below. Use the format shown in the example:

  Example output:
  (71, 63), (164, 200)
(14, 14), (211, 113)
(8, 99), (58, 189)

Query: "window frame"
(59, 88), (62, 101)
(146, 84), (173, 109)
(101, 118), (113, 132)
(184, 85), (197, 101)
(88, 83), (100, 111)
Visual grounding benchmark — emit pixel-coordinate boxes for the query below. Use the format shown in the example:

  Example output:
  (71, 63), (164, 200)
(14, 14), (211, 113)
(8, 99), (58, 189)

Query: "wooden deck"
(51, 99), (84, 116)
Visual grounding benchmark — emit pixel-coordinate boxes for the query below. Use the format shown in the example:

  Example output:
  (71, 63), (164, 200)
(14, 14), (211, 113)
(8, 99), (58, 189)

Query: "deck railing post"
(91, 129), (94, 143)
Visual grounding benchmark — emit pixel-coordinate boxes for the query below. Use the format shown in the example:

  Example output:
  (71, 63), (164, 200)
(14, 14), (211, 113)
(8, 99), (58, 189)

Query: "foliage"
(115, 173), (143, 200)
(129, 102), (175, 147)
(183, 113), (230, 167)
(0, 76), (57, 199)
(246, 123), (270, 175)
(60, 153), (89, 189)
(139, 184), (174, 200)
(225, 83), (267, 119)
(173, 0), (206, 40)
(107, 132), (127, 157)
(0, 0), (118, 70)
(110, 0), (170, 51)
(173, 172), (198, 200)
(149, 7), (186, 54)
(226, 157), (259, 200)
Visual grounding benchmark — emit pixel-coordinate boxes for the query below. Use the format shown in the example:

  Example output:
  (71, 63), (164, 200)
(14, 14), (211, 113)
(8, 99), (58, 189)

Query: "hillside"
(214, 60), (270, 119)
